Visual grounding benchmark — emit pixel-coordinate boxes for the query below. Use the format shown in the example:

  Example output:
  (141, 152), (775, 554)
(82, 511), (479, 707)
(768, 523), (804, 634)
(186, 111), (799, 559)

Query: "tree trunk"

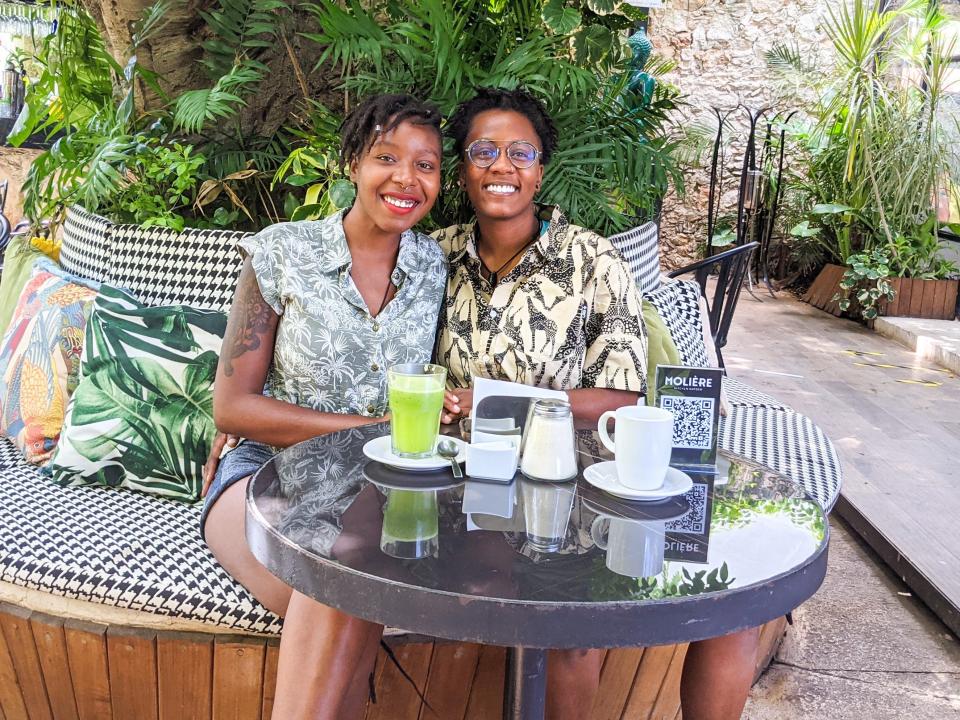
(79, 0), (341, 138)
(79, 0), (209, 110)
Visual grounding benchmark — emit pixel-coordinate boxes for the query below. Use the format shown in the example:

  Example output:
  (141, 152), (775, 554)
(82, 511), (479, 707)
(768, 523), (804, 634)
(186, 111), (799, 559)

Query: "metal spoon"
(437, 439), (463, 479)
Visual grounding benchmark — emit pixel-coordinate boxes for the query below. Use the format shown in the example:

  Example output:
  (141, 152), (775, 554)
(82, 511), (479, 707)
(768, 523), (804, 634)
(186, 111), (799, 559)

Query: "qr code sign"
(666, 482), (707, 534)
(661, 396), (715, 450)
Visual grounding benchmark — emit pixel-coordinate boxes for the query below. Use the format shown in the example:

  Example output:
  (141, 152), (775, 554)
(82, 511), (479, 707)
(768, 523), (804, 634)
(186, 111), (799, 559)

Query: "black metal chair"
(0, 181), (11, 272)
(667, 241), (758, 369)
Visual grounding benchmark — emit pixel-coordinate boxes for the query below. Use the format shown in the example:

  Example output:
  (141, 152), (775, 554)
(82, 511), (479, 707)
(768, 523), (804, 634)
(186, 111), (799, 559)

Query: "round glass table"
(246, 423), (829, 720)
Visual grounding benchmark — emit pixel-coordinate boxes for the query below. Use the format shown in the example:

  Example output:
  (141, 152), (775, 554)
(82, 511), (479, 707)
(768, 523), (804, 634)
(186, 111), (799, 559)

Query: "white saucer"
(583, 462), (693, 501)
(362, 435), (466, 473)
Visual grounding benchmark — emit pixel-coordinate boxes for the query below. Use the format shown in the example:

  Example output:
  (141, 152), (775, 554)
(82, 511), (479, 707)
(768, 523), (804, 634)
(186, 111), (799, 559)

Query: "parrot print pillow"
(0, 266), (99, 464)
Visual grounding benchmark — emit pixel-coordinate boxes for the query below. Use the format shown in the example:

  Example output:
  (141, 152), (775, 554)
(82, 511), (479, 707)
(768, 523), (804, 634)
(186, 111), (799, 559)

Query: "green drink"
(380, 489), (439, 559)
(388, 363), (446, 458)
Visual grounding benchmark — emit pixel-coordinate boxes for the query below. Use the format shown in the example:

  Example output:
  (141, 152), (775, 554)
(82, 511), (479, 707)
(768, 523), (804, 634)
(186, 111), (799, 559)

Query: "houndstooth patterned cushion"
(107, 224), (251, 313)
(0, 437), (281, 635)
(609, 221), (661, 295)
(60, 206), (114, 283)
(719, 404), (842, 511)
(643, 279), (710, 368)
(724, 377), (791, 411)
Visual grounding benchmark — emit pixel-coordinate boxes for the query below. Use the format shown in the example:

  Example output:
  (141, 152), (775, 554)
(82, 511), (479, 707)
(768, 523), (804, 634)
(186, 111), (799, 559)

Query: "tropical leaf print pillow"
(47, 285), (228, 502)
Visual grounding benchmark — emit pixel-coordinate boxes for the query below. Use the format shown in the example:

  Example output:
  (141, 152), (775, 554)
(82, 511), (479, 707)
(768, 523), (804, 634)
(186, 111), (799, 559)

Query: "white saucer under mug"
(583, 462), (693, 501)
(362, 435), (466, 473)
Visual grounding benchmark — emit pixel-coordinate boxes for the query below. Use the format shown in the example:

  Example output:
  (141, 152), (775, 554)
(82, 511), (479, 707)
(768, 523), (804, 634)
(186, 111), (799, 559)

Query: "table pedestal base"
(504, 647), (547, 720)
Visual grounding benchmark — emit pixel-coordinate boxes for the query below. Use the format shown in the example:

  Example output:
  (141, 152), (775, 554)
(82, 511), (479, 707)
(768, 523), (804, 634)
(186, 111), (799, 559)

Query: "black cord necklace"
(374, 274), (394, 317)
(477, 221), (540, 288)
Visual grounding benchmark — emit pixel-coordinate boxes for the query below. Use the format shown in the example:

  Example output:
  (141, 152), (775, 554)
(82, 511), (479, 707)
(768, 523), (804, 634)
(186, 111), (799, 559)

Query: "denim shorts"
(200, 440), (276, 541)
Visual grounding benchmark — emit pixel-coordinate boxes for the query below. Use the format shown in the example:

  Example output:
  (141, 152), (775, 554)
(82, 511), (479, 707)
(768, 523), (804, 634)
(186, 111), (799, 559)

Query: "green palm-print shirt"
(241, 212), (448, 418)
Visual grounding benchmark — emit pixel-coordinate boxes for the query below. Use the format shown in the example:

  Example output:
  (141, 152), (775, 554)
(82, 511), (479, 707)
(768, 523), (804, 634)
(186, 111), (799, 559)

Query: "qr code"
(666, 482), (707, 534)
(661, 396), (715, 450)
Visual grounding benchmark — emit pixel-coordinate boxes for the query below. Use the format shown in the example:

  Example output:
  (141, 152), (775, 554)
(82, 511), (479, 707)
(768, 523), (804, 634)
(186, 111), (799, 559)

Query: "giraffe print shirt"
(434, 205), (648, 395)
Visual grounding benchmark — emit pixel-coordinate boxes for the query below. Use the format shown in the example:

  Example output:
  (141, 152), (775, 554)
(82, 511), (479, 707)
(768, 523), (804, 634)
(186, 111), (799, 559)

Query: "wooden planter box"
(804, 264), (959, 320)
(0, 600), (787, 720)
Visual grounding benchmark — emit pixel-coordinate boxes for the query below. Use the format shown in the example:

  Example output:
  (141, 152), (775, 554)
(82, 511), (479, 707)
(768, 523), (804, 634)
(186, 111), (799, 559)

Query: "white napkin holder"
(466, 440), (519, 482)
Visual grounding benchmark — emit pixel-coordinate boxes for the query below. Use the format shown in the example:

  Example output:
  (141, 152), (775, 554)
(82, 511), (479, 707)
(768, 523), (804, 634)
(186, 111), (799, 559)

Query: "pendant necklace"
(478, 222), (540, 288)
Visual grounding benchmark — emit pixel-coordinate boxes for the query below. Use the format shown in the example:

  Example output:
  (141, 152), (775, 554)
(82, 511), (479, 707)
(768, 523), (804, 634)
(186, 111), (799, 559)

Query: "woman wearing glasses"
(436, 87), (761, 720)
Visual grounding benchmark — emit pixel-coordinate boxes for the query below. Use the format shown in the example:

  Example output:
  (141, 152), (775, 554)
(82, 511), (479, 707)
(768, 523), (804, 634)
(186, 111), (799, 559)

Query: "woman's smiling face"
(460, 109), (544, 224)
(350, 119), (442, 235)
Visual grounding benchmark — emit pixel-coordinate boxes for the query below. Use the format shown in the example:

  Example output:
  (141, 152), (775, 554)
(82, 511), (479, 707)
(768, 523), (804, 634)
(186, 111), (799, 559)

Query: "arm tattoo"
(222, 266), (276, 377)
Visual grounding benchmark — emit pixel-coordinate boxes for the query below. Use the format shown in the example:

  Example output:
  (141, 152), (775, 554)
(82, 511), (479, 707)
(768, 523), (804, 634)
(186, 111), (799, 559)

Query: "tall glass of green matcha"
(380, 489), (439, 559)
(388, 363), (447, 458)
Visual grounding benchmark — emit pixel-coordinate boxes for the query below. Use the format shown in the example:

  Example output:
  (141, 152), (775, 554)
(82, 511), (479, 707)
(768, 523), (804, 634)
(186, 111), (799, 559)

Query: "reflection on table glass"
(250, 424), (827, 614)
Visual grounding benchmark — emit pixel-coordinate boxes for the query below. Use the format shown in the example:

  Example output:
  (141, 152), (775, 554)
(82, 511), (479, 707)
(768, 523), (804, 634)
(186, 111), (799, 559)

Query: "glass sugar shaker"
(520, 400), (578, 481)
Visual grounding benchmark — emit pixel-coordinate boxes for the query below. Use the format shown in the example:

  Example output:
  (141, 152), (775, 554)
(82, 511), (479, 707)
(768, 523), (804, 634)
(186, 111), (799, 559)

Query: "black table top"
(246, 423), (829, 648)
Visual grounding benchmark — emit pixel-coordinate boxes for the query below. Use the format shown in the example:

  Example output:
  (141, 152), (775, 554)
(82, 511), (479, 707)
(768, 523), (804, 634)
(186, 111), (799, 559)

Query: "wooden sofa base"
(0, 602), (787, 720)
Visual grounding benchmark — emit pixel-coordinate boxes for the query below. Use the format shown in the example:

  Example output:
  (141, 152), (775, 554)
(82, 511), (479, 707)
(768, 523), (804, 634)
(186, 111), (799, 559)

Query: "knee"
(549, 648), (603, 678)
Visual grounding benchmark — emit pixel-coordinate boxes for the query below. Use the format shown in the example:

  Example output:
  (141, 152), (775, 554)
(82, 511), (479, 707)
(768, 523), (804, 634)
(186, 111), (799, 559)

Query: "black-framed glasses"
(465, 139), (542, 169)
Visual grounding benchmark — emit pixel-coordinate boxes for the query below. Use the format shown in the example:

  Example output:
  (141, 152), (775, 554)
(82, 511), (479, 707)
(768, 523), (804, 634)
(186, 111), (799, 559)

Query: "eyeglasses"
(465, 139), (542, 169)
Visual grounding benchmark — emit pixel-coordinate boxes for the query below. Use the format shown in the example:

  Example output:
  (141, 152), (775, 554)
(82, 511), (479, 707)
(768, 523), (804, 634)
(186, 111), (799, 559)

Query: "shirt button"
(372, 322), (380, 332)
(489, 309), (498, 320)
(367, 404), (376, 415)
(482, 354), (491, 363)
(371, 362), (379, 371)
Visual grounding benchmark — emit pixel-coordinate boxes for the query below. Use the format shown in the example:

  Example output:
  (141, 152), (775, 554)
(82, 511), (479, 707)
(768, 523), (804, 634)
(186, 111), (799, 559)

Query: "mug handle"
(597, 410), (616, 454)
(590, 516), (609, 550)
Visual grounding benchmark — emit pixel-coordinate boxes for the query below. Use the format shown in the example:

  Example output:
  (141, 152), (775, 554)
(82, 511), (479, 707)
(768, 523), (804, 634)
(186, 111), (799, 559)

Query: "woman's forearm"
(214, 393), (383, 448)
(565, 388), (640, 426)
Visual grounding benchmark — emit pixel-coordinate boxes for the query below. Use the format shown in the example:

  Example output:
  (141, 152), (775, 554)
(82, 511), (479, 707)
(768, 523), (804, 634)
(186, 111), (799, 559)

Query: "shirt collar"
(317, 209), (417, 280)
(448, 204), (565, 267)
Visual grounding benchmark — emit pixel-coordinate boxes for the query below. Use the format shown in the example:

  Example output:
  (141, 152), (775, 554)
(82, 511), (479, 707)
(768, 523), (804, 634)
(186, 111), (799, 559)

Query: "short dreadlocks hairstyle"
(338, 94), (442, 172)
(446, 87), (558, 166)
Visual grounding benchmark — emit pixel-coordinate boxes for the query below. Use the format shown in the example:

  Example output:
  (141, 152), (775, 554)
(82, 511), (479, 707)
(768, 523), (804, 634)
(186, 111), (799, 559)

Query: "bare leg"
(340, 625), (385, 720)
(205, 479), (382, 719)
(546, 648), (603, 720)
(681, 627), (761, 720)
(274, 593), (383, 719)
(204, 477), (293, 615)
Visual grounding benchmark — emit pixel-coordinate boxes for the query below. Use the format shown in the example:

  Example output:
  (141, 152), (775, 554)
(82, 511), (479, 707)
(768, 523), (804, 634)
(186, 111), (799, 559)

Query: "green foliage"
(590, 558), (734, 601)
(769, 0), (960, 283)
(15, 0), (290, 230)
(15, 3), (173, 223)
(16, 0), (681, 235)
(172, 0), (289, 133)
(834, 248), (896, 320)
(7, 6), (120, 148)
(290, 0), (683, 234)
(112, 142), (207, 230)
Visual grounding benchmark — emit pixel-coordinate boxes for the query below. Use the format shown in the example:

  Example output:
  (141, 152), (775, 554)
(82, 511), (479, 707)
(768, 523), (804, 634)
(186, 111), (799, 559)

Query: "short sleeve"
(238, 226), (287, 316)
(582, 247), (649, 394)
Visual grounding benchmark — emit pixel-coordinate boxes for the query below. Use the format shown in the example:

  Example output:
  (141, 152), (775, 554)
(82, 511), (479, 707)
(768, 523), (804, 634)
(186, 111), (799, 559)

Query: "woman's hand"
(442, 388), (473, 424)
(201, 433), (240, 498)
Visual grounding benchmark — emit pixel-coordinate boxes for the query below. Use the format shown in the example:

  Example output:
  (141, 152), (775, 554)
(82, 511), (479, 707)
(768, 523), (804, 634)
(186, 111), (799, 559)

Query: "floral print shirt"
(434, 205), (648, 394)
(240, 212), (447, 417)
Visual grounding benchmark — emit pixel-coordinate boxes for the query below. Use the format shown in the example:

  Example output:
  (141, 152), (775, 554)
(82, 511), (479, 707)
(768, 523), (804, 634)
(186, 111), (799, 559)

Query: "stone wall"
(0, 147), (41, 226)
(649, 0), (833, 269)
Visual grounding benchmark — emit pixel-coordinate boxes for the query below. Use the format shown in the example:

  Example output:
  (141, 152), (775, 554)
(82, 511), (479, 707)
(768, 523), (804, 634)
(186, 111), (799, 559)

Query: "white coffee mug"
(597, 405), (674, 490)
(590, 516), (666, 578)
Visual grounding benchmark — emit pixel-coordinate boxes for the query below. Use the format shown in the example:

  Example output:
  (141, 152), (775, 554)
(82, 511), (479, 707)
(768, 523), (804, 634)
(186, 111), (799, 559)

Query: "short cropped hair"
(445, 87), (558, 165)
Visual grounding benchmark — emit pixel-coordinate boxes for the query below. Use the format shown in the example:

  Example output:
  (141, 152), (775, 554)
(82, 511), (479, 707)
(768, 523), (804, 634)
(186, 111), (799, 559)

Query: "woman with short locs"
(199, 93), (447, 720)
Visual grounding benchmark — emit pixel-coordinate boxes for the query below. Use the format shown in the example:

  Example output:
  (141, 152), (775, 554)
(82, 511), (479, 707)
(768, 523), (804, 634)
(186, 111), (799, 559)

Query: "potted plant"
(770, 0), (960, 321)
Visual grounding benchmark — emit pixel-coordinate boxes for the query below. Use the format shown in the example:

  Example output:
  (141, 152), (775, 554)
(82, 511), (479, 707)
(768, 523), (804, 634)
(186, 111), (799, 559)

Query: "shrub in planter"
(770, 0), (960, 313)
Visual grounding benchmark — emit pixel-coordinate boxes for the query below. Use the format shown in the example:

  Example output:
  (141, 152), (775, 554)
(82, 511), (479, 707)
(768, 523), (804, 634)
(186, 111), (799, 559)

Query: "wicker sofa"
(0, 206), (841, 720)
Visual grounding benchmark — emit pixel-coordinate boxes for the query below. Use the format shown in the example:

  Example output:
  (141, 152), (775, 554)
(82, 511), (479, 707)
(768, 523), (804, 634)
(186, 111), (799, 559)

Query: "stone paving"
(723, 291), (960, 719)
